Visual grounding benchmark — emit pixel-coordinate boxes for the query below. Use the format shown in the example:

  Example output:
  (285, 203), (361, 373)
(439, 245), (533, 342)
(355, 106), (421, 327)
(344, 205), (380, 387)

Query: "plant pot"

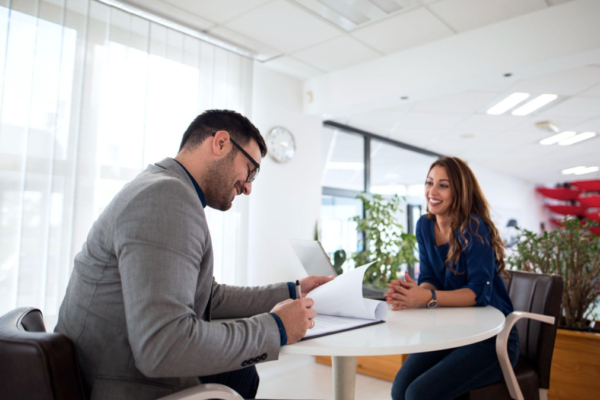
(557, 317), (600, 334)
(548, 328), (600, 400)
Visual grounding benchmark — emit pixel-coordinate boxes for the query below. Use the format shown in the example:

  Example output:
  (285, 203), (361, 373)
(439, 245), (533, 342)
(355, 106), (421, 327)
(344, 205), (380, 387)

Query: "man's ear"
(211, 130), (231, 156)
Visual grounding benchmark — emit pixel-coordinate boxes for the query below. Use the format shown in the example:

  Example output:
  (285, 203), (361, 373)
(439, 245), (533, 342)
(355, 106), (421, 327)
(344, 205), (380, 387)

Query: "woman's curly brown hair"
(426, 157), (506, 277)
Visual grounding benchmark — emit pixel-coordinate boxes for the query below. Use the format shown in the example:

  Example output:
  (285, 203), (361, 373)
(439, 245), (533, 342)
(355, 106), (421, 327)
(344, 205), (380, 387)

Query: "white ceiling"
(118, 0), (600, 185)
(122, 0), (575, 77)
(338, 64), (600, 184)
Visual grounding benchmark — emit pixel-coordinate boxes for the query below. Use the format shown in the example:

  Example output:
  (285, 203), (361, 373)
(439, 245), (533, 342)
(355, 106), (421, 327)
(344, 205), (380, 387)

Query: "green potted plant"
(507, 217), (600, 400)
(350, 193), (418, 289)
(507, 218), (600, 330)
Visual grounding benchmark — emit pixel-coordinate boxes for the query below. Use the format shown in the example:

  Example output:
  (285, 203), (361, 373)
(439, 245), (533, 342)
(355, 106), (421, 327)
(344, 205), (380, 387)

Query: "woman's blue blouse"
(416, 214), (514, 316)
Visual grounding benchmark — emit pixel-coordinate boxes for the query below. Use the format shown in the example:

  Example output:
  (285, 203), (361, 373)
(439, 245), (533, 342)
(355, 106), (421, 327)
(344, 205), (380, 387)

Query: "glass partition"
(321, 127), (364, 191)
(321, 195), (362, 273)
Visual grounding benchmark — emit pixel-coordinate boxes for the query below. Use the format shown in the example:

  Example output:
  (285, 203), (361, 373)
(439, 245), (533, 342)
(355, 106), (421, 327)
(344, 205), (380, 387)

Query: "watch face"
(267, 126), (296, 163)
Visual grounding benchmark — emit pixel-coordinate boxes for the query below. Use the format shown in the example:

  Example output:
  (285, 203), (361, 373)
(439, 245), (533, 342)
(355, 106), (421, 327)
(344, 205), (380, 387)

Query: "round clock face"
(267, 126), (296, 163)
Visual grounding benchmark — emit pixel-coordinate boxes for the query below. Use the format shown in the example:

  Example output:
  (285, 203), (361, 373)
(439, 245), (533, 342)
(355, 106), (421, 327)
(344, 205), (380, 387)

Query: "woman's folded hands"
(384, 272), (432, 310)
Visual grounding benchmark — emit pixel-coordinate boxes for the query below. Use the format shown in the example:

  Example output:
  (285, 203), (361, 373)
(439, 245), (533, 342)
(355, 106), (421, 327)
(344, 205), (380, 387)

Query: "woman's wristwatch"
(426, 289), (438, 309)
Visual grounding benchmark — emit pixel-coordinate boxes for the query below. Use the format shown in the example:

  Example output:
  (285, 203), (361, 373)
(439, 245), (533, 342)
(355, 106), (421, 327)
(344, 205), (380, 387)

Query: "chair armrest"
(156, 383), (244, 400)
(496, 311), (555, 400)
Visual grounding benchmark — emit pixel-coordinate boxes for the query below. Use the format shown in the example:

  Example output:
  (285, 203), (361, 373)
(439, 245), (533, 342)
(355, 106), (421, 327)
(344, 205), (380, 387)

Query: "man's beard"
(205, 153), (238, 211)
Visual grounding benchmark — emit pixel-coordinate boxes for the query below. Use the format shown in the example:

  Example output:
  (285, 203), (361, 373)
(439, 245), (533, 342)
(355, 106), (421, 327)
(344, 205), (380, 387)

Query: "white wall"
(469, 163), (549, 235)
(245, 64), (549, 285)
(247, 64), (323, 285)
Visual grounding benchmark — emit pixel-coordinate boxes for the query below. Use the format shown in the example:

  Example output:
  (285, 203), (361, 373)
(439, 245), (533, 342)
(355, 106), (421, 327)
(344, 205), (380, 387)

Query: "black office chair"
(459, 270), (563, 400)
(0, 307), (87, 400)
(0, 307), (243, 400)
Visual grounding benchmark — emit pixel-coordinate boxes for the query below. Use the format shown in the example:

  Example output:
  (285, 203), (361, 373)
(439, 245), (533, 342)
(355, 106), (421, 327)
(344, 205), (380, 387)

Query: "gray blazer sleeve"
(114, 178), (281, 378)
(210, 279), (291, 319)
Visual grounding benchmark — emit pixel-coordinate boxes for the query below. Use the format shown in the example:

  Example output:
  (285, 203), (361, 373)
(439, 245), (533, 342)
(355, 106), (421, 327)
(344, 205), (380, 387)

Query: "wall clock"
(266, 126), (296, 163)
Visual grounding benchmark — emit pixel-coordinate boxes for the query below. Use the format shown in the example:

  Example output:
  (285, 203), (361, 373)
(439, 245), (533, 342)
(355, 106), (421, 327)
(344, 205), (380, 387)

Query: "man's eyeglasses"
(212, 132), (260, 182)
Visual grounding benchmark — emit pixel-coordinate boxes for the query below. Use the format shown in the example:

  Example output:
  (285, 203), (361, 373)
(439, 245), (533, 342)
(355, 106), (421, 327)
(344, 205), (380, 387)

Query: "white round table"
(281, 306), (505, 400)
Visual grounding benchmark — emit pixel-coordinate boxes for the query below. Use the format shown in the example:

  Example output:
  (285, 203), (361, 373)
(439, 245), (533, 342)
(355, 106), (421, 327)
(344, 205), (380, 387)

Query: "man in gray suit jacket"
(55, 110), (332, 400)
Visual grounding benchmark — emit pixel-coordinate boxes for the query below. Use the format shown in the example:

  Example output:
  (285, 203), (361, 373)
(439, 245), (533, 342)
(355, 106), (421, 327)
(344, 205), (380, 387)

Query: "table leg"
(332, 356), (357, 400)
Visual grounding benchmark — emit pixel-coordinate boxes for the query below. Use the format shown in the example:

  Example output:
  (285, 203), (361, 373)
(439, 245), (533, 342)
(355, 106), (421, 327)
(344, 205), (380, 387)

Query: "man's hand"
(270, 298), (317, 344)
(384, 272), (432, 311)
(299, 275), (335, 298)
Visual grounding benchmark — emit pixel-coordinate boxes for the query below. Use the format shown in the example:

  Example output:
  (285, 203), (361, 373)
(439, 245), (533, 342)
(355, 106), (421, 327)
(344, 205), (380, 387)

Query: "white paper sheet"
(303, 262), (388, 339)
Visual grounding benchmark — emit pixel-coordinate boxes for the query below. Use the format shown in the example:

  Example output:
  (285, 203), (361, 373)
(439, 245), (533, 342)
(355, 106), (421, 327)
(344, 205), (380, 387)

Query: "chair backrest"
(507, 270), (563, 390)
(0, 307), (87, 400)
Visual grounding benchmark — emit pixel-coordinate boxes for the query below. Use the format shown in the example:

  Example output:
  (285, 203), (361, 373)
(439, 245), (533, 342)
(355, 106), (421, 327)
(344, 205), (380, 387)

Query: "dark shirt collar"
(172, 158), (206, 208)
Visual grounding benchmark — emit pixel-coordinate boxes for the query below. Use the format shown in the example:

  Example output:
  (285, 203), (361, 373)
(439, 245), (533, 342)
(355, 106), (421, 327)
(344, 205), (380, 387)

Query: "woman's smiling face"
(425, 166), (453, 217)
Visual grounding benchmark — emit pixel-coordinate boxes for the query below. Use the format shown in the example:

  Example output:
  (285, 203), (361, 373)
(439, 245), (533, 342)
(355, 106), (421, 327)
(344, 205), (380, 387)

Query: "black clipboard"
(300, 319), (386, 341)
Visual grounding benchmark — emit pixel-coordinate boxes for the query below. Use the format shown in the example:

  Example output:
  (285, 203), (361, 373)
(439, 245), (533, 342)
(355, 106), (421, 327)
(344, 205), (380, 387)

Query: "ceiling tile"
(428, 0), (547, 33)
(486, 129), (547, 147)
(208, 26), (280, 61)
(122, 0), (215, 30)
(508, 117), (585, 135)
(509, 66), (600, 96)
(509, 140), (599, 161)
(569, 118), (600, 133)
(455, 114), (524, 131)
(292, 36), (380, 72)
(351, 8), (453, 54)
(263, 55), (324, 80)
(348, 109), (406, 134)
(580, 83), (600, 98)
(393, 112), (468, 130)
(413, 91), (499, 114)
(546, 0), (576, 5)
(537, 97), (600, 118)
(424, 137), (476, 157)
(387, 128), (445, 149)
(160, 0), (271, 24)
(225, 0), (342, 53)
(432, 128), (500, 154)
(473, 80), (518, 93)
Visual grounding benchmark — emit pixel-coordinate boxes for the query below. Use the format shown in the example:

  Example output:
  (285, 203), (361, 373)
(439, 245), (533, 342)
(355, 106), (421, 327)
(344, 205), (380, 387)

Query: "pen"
(295, 280), (302, 299)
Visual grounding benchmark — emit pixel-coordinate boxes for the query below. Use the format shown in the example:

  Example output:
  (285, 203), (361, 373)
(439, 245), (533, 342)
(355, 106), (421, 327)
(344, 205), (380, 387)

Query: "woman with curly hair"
(385, 157), (519, 400)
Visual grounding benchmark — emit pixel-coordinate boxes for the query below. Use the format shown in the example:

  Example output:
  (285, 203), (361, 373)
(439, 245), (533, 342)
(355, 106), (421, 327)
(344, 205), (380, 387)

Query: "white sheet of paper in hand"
(306, 262), (388, 321)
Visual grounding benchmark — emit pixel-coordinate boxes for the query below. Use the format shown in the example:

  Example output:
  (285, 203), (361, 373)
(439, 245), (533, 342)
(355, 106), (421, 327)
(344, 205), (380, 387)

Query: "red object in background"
(550, 218), (589, 228)
(578, 195), (600, 208)
(584, 212), (600, 222)
(591, 227), (600, 236)
(570, 180), (600, 192)
(537, 187), (582, 201)
(546, 205), (587, 215)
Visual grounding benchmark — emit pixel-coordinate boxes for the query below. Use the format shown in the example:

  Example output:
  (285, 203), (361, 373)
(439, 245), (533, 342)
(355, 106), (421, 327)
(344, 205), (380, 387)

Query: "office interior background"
(0, 0), (599, 399)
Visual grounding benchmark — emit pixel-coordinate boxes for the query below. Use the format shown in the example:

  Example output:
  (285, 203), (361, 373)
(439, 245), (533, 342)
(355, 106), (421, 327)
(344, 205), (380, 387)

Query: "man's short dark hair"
(179, 110), (267, 157)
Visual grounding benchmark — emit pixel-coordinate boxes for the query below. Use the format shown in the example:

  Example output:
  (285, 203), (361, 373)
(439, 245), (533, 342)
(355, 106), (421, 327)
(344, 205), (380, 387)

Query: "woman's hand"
(384, 272), (433, 310)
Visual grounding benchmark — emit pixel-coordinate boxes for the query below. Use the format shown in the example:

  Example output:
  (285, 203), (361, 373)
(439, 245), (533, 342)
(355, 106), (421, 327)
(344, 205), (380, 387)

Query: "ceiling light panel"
(539, 131), (576, 145)
(574, 166), (599, 175)
(293, 0), (411, 31)
(511, 94), (558, 116)
(558, 131), (597, 145)
(369, 0), (403, 13)
(318, 0), (370, 24)
(486, 93), (530, 115)
(561, 166), (586, 175)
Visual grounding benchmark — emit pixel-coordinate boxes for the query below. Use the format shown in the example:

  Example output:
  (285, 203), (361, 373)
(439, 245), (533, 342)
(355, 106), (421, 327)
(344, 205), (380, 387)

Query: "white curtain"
(0, 0), (253, 329)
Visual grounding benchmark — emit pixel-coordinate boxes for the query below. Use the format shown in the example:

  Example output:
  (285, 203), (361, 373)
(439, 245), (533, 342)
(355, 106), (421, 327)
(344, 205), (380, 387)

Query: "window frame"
(321, 120), (444, 276)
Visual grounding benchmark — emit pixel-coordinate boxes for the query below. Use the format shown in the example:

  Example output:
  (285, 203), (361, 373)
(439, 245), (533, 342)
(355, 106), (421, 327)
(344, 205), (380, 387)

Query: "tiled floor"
(256, 354), (393, 400)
